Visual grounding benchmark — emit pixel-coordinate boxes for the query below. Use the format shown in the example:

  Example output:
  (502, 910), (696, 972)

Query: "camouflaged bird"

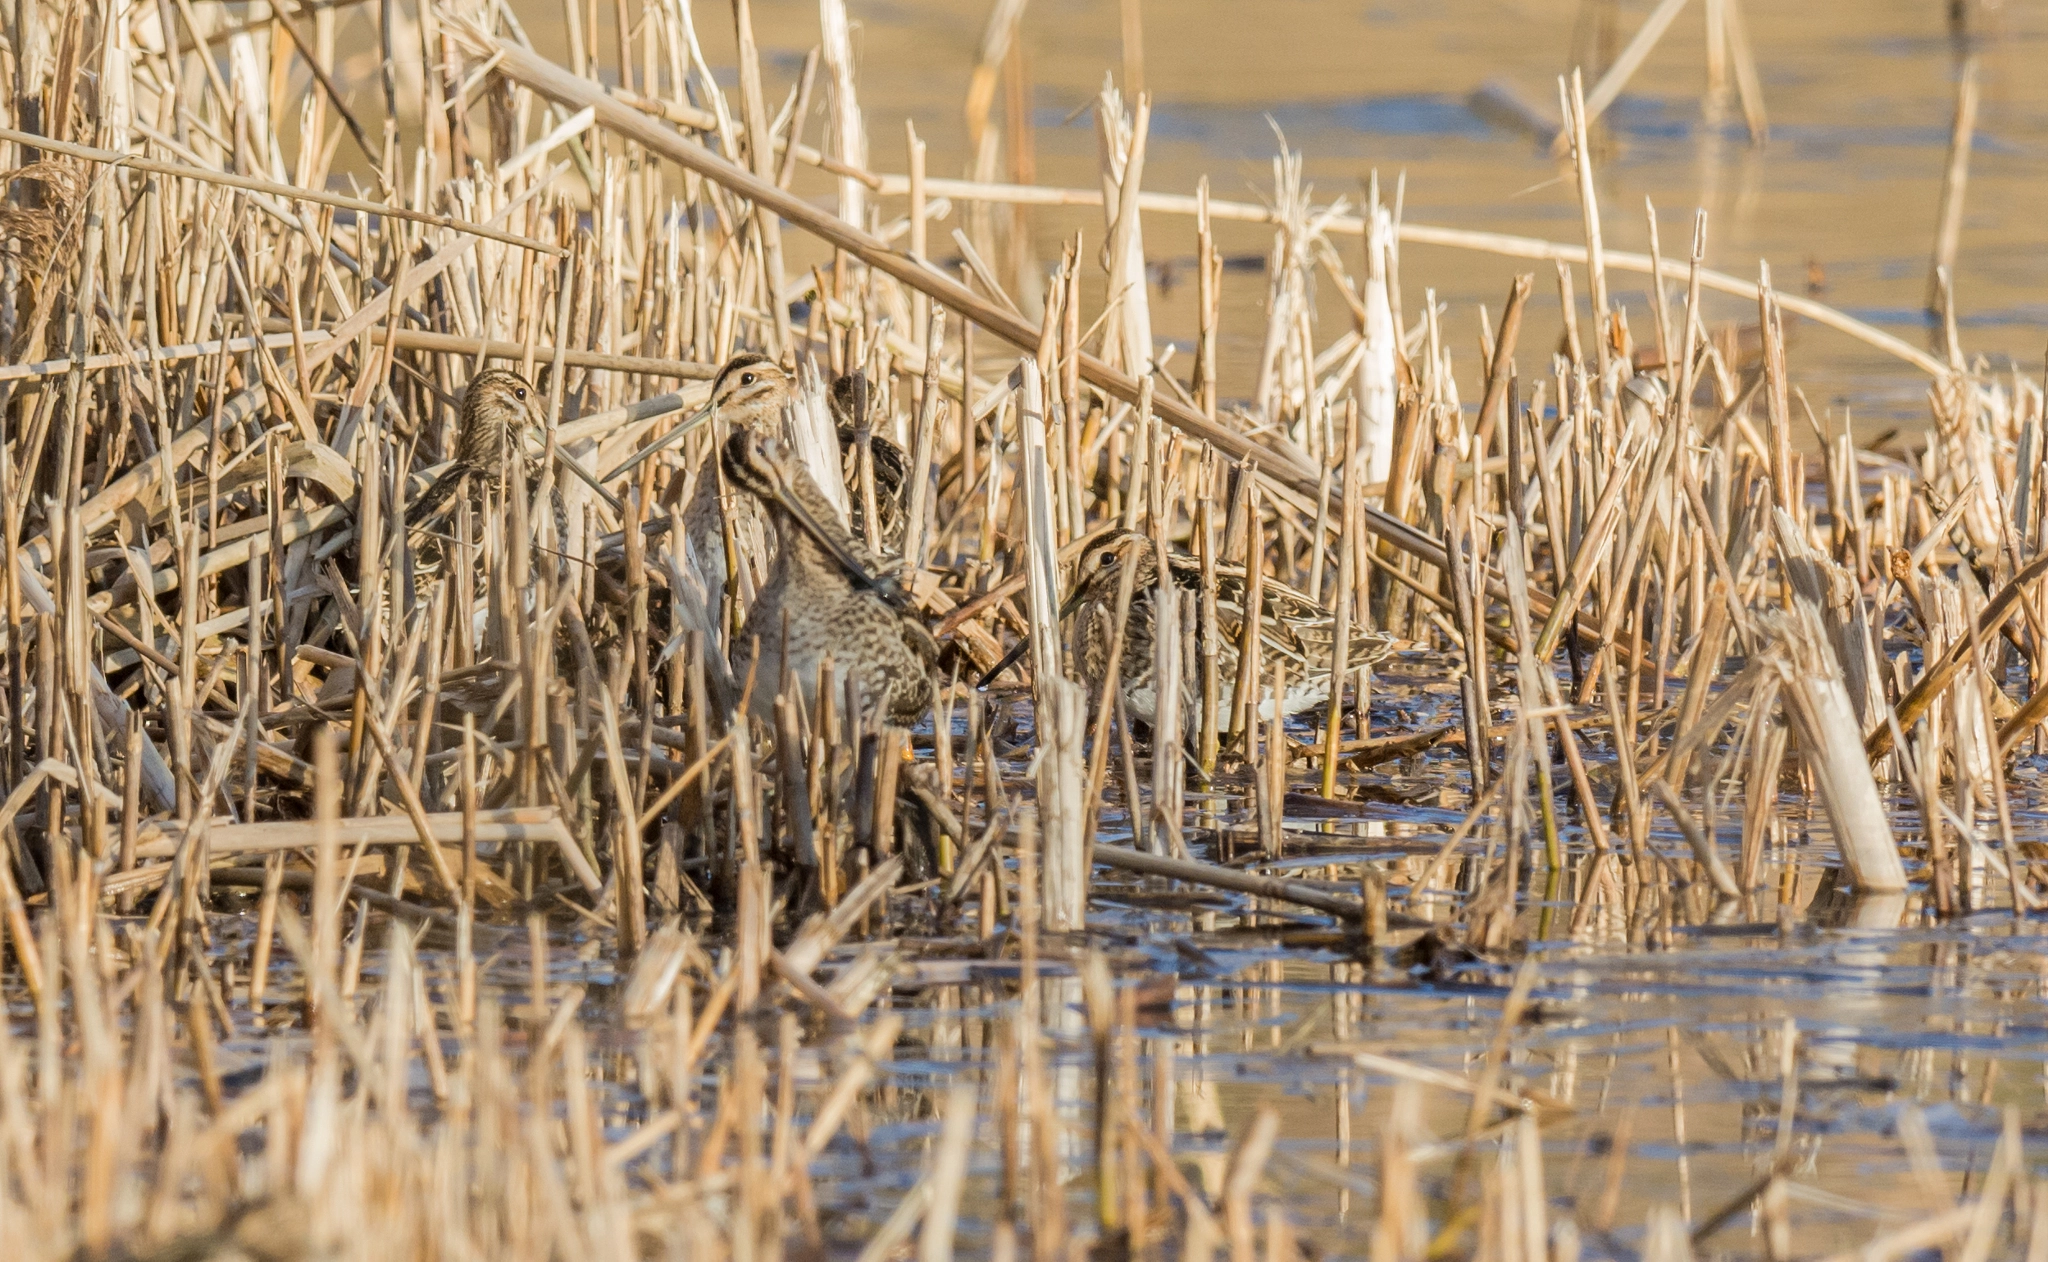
(829, 370), (908, 552)
(679, 353), (793, 603)
(406, 368), (544, 533)
(404, 366), (574, 602)
(720, 426), (937, 728)
(984, 529), (1397, 729)
(681, 354), (919, 602)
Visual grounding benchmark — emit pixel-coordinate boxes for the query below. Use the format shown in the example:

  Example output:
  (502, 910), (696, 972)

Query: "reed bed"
(0, 1), (2043, 1259)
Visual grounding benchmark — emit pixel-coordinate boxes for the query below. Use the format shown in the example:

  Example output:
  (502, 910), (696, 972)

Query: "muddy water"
(792, 692), (2048, 1258)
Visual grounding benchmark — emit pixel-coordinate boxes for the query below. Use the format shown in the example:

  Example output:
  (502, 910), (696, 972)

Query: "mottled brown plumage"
(830, 370), (908, 550)
(721, 427), (937, 728)
(683, 356), (915, 603)
(1000, 529), (1397, 728)
(680, 353), (787, 600)
(407, 368), (543, 531)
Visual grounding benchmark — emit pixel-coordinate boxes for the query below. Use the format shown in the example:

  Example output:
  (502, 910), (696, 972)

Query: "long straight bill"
(976, 584), (1092, 689)
(767, 480), (903, 604)
(600, 403), (716, 484)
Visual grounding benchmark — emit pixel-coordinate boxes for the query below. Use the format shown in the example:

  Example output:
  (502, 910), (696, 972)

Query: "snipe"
(402, 365), (588, 615)
(983, 529), (1396, 729)
(829, 370), (908, 550)
(720, 426), (937, 727)
(680, 353), (786, 605)
(682, 355), (912, 596)
(407, 368), (543, 532)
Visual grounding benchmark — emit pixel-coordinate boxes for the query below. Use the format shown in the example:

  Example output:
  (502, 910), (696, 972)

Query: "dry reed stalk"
(1194, 179), (1219, 418)
(1356, 195), (1399, 485)
(902, 306), (947, 571)
(729, 0), (790, 359)
(1442, 517), (1490, 791)
(1094, 844), (1423, 925)
(1037, 678), (1087, 930)
(1762, 588), (1909, 891)
(1320, 404), (1361, 797)
(1469, 274), (1531, 462)
(1260, 663), (1285, 856)
(1080, 529), (1144, 849)
(1562, 70), (1611, 387)
(1097, 84), (1154, 383)
(1230, 478), (1266, 746)
(874, 172), (1941, 373)
(1008, 357), (1084, 925)
(1148, 523), (1184, 856)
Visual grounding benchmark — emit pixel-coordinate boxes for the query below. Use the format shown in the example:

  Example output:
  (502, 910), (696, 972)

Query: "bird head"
(462, 368), (542, 435)
(456, 368), (544, 472)
(976, 530), (1154, 690)
(709, 353), (793, 434)
(1068, 530), (1157, 610)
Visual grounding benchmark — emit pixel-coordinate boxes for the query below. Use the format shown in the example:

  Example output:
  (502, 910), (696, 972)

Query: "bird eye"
(740, 372), (757, 386)
(514, 387), (527, 401)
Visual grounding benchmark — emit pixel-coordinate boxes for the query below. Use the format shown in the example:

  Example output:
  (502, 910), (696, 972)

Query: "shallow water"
(631, 0), (2048, 431)
(794, 786), (2048, 1256)
(142, 676), (2048, 1260)
(159, 640), (2040, 1259)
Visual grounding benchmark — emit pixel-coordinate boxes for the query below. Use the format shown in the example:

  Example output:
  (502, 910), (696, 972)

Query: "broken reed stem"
(1927, 56), (1979, 314)
(1321, 402), (1361, 796)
